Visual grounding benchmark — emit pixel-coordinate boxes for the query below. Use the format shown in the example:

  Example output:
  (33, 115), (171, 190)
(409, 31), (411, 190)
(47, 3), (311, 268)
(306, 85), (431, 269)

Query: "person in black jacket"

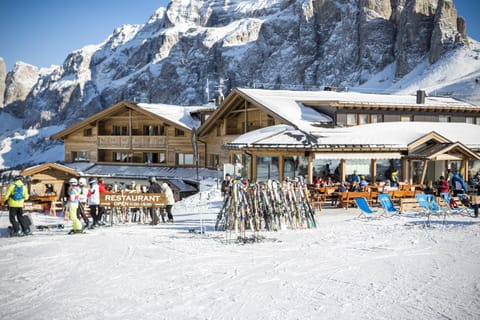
(148, 177), (163, 224)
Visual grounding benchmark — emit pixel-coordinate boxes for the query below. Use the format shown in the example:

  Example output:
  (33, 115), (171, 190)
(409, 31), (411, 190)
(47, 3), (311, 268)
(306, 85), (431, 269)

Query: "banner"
(100, 193), (166, 208)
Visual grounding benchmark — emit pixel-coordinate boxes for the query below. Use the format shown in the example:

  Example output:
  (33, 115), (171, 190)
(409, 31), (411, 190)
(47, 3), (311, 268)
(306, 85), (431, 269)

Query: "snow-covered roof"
(311, 122), (480, 149)
(238, 88), (477, 109)
(227, 122), (480, 150)
(62, 163), (219, 181)
(227, 124), (313, 148)
(138, 103), (208, 130)
(236, 88), (333, 132)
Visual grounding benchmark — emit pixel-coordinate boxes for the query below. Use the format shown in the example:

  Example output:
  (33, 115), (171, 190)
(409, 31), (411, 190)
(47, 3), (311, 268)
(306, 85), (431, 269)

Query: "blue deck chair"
(415, 193), (447, 224)
(441, 192), (474, 216)
(378, 193), (399, 216)
(354, 197), (380, 219)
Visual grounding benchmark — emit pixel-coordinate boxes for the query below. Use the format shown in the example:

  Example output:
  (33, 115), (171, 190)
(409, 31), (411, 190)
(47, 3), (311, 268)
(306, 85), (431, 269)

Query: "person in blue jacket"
(451, 172), (468, 196)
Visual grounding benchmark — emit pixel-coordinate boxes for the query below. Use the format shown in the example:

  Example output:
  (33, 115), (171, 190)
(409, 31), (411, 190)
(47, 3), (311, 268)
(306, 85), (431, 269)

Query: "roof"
(226, 122), (480, 152)
(198, 88), (479, 137)
(60, 163), (219, 180)
(20, 162), (80, 177)
(50, 101), (207, 140)
(238, 88), (478, 110)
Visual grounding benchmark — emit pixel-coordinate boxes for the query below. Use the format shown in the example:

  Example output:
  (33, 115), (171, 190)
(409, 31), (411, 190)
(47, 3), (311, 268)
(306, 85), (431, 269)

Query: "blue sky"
(0, 0), (478, 72)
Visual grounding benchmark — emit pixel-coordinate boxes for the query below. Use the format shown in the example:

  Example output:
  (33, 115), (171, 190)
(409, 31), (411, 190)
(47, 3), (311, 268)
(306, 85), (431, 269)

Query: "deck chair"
(441, 192), (474, 217)
(354, 197), (382, 219)
(415, 193), (447, 225)
(378, 193), (400, 216)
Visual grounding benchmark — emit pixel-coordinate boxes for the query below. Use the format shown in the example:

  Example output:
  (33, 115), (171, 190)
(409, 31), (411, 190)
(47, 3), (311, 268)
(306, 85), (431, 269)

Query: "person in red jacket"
(97, 177), (112, 225)
(436, 175), (450, 195)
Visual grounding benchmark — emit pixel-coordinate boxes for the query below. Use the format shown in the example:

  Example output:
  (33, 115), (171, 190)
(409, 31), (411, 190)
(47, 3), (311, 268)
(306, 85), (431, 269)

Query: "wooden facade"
(51, 101), (211, 167)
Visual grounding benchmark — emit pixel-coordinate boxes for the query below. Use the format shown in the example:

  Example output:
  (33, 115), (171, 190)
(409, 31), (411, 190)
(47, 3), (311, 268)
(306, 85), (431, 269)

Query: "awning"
(314, 152), (402, 160)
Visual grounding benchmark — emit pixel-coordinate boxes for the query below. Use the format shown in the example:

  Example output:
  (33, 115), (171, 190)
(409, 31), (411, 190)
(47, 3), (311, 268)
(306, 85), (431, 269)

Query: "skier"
(77, 178), (90, 230)
(97, 177), (112, 225)
(161, 182), (175, 223)
(148, 177), (163, 224)
(66, 178), (83, 234)
(3, 176), (30, 236)
(87, 178), (100, 228)
(221, 173), (232, 198)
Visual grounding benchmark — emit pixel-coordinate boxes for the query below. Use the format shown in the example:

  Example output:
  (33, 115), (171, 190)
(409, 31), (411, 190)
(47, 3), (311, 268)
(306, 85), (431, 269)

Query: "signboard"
(100, 193), (166, 208)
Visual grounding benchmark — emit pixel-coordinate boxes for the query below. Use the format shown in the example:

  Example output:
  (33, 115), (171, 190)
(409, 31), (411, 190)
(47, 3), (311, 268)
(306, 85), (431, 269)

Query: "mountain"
(1, 0), (480, 169)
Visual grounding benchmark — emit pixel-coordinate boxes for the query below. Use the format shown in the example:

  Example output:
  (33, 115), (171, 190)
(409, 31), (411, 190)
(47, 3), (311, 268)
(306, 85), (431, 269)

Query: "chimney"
(416, 90), (426, 104)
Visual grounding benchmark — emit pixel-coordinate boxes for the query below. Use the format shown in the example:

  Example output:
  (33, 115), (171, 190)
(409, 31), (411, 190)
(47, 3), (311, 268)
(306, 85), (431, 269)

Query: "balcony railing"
(98, 136), (167, 149)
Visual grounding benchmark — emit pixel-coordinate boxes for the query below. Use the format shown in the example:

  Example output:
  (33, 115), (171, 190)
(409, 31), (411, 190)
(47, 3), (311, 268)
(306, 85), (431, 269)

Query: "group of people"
(2, 175), (176, 236)
(65, 176), (110, 234)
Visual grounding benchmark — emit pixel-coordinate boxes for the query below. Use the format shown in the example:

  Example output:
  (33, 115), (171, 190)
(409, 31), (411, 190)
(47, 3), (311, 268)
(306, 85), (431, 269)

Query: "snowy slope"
(0, 179), (479, 319)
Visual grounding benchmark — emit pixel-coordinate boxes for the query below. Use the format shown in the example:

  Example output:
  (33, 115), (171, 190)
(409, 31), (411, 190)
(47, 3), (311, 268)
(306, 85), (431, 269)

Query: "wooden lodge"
(33, 88), (480, 190)
(50, 101), (214, 167)
(197, 88), (480, 185)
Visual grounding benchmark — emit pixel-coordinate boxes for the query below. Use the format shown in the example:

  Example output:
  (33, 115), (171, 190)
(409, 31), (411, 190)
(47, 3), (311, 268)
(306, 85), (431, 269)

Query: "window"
(371, 114), (383, 123)
(358, 114), (369, 125)
(439, 115), (450, 122)
(284, 156), (308, 179)
(209, 154), (219, 167)
(143, 125), (166, 136)
(144, 152), (166, 164)
(477, 117), (480, 125)
(83, 128), (93, 136)
(400, 115), (413, 122)
(465, 117), (474, 124)
(113, 152), (132, 162)
(175, 128), (185, 136)
(72, 151), (88, 161)
(256, 156), (279, 181)
(112, 125), (128, 135)
(176, 153), (194, 165)
(346, 114), (357, 126)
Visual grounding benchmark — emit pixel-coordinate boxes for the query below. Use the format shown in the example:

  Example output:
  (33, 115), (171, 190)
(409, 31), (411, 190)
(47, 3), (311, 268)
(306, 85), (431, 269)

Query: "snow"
(2, 124), (476, 315)
(1, 179), (479, 320)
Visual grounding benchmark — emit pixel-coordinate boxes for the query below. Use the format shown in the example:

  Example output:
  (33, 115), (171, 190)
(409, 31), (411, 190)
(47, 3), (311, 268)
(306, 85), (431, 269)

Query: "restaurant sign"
(100, 193), (166, 208)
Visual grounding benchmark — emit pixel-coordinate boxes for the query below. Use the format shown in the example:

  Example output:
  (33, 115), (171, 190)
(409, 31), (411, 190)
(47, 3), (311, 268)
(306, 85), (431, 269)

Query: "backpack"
(12, 184), (24, 200)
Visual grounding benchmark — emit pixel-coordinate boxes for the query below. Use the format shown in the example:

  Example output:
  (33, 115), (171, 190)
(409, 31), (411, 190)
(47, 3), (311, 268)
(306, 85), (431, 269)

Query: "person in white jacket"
(87, 178), (100, 228)
(161, 182), (175, 223)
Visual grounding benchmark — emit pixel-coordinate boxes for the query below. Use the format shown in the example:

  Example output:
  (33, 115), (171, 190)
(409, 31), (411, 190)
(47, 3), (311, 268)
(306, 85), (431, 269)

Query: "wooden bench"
(341, 191), (373, 209)
(400, 197), (423, 213)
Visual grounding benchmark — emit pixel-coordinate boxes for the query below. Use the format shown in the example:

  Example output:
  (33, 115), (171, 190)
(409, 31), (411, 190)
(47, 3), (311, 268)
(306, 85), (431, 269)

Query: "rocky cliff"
(0, 0), (474, 129)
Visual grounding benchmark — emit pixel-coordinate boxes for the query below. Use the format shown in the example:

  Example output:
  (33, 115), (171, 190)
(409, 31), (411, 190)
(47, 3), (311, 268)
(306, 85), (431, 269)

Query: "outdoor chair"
(415, 193), (447, 225)
(354, 197), (382, 219)
(440, 192), (474, 217)
(378, 193), (400, 216)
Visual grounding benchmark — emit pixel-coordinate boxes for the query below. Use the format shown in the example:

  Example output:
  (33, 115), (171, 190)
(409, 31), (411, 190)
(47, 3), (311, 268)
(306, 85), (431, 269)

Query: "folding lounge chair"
(378, 193), (399, 216)
(440, 192), (474, 217)
(415, 193), (447, 225)
(354, 197), (381, 219)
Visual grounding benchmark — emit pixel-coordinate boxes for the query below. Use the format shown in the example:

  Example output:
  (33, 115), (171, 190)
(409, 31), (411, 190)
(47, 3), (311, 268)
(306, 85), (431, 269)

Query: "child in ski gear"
(148, 177), (163, 224)
(66, 178), (83, 233)
(87, 178), (100, 227)
(3, 176), (30, 236)
(161, 182), (175, 223)
(77, 177), (90, 230)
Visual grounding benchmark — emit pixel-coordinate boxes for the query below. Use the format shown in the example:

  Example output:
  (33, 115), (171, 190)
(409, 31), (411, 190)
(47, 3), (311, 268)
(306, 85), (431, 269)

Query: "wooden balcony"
(98, 136), (167, 149)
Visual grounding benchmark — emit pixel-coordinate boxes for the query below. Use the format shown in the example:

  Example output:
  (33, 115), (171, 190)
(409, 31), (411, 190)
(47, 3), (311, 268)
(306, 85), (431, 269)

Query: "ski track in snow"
(0, 190), (480, 320)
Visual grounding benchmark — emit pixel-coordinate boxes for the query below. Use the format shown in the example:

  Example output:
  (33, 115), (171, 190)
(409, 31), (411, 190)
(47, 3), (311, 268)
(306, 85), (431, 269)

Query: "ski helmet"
(69, 178), (78, 186)
(78, 177), (87, 186)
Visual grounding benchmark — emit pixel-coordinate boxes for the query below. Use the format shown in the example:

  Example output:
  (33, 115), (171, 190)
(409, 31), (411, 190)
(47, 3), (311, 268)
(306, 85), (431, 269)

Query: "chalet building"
(198, 88), (480, 185)
(50, 101), (214, 167)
